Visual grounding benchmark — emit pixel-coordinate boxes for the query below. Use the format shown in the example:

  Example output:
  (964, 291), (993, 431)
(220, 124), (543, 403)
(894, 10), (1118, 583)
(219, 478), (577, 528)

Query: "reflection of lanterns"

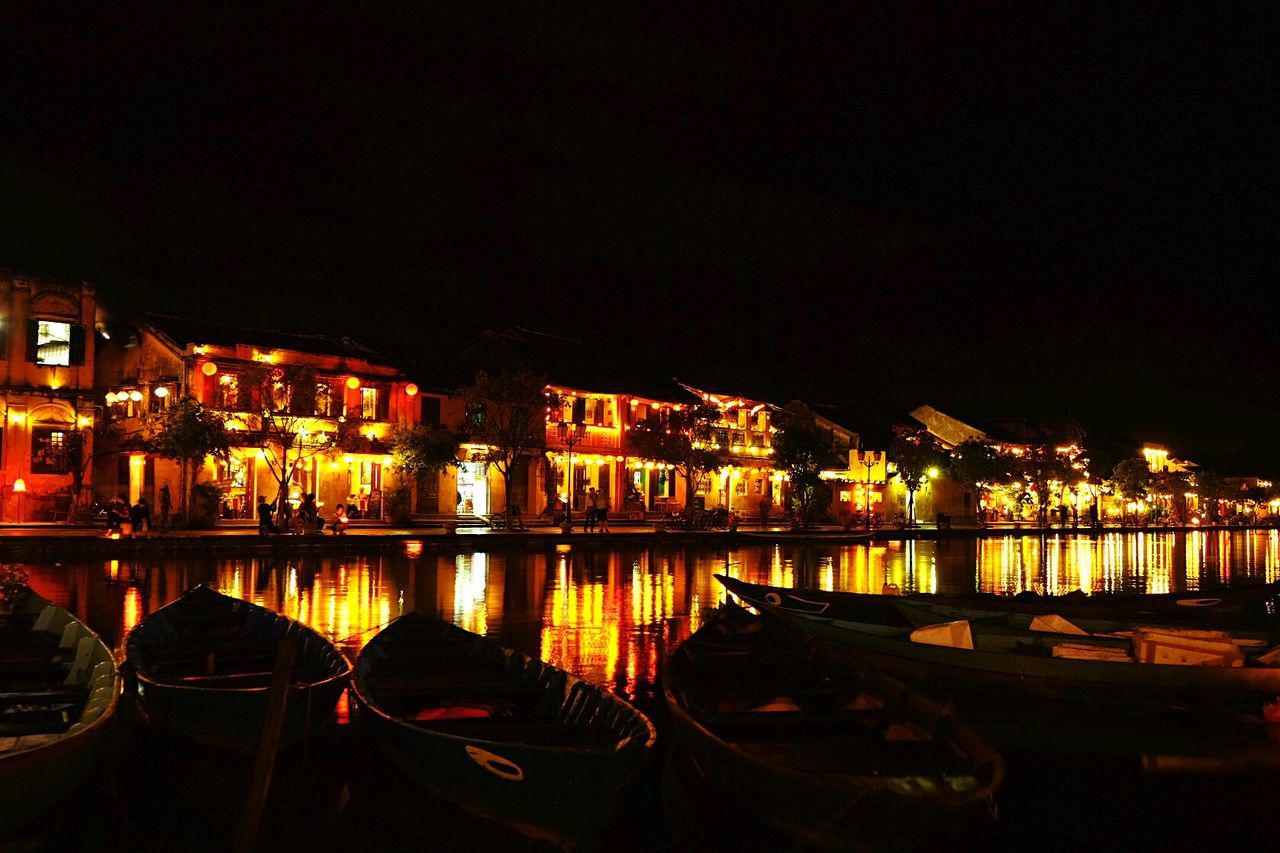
(202, 361), (218, 376)
(12, 478), (26, 493)
(346, 376), (360, 390)
(405, 383), (419, 397)
(154, 386), (169, 398)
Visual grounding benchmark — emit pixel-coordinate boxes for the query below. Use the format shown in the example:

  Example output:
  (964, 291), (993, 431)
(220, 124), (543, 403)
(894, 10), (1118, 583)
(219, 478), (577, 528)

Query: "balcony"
(545, 422), (620, 450)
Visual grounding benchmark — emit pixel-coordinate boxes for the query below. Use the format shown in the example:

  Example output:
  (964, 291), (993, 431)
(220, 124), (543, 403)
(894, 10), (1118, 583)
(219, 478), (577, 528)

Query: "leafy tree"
(391, 423), (459, 513)
(1194, 470), (1230, 523)
(458, 370), (558, 518)
(1150, 471), (1192, 523)
(628, 404), (728, 529)
(773, 410), (835, 528)
(1109, 457), (1150, 525)
(889, 428), (941, 525)
(948, 439), (1008, 524)
(240, 364), (336, 526)
(153, 396), (231, 523)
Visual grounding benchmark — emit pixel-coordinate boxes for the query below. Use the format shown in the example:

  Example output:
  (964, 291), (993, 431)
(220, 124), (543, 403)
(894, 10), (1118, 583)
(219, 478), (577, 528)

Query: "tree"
(773, 410), (834, 528)
(391, 423), (459, 512)
(240, 364), (336, 525)
(1150, 471), (1192, 523)
(948, 439), (1008, 524)
(889, 428), (941, 525)
(459, 370), (557, 518)
(1194, 470), (1230, 523)
(1109, 457), (1150, 525)
(153, 396), (231, 523)
(628, 404), (728, 529)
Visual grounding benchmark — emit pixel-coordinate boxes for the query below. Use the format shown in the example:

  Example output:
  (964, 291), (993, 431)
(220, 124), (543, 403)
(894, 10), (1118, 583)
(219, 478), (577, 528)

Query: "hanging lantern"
(12, 478), (26, 493)
(404, 383), (419, 397)
(128, 390), (143, 402)
(154, 386), (169, 398)
(105, 391), (118, 404)
(346, 376), (360, 390)
(202, 361), (218, 376)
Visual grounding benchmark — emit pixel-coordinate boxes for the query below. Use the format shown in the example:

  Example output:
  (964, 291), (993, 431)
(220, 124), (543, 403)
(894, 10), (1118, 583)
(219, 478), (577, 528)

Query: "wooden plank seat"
(0, 689), (87, 707)
(0, 707), (77, 737)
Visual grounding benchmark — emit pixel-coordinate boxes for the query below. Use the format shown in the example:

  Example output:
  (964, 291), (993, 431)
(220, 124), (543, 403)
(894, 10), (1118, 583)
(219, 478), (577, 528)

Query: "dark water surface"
(16, 531), (1280, 851)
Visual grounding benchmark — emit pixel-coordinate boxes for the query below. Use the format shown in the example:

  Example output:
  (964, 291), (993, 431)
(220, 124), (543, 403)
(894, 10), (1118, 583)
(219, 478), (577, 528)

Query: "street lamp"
(862, 451), (877, 529)
(556, 420), (584, 524)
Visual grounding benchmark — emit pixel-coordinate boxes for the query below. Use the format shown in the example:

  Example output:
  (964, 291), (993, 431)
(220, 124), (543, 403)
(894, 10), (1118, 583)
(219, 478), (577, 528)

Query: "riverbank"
(0, 518), (1273, 558)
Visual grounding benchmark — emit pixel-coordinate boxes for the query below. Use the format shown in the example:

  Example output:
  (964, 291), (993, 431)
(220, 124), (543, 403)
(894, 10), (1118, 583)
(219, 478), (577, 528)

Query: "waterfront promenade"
(0, 518), (1272, 557)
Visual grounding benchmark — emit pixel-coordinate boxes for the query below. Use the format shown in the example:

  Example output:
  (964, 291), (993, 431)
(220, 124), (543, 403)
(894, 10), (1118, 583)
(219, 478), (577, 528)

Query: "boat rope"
(334, 619), (397, 645)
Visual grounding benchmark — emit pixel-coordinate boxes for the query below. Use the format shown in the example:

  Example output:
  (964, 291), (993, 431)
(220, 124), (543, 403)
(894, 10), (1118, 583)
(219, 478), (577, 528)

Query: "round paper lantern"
(153, 386), (169, 398)
(201, 361), (218, 376)
(405, 383), (419, 397)
(346, 376), (360, 390)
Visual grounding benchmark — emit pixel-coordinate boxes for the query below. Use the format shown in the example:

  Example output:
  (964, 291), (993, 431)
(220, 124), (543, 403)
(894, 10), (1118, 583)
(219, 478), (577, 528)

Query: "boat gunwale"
(126, 585), (353, 695)
(353, 613), (657, 755)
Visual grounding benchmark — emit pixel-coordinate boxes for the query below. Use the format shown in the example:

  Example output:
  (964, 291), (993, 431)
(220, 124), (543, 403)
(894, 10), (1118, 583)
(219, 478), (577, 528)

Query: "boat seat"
(0, 707), (76, 736)
(740, 737), (973, 777)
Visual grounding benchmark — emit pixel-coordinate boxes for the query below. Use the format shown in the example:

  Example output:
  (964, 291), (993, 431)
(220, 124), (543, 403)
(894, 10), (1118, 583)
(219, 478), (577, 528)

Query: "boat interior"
(360, 615), (647, 749)
(0, 599), (114, 752)
(675, 617), (979, 780)
(130, 592), (347, 689)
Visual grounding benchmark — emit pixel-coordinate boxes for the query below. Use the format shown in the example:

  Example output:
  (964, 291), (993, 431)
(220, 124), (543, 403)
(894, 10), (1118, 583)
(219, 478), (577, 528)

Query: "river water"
(17, 530), (1280, 851)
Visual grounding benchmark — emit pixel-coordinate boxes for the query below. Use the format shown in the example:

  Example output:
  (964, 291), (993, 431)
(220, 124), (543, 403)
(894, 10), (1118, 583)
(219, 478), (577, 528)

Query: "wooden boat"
(352, 613), (657, 846)
(716, 575), (1280, 717)
(709, 575), (1280, 628)
(1, 588), (120, 835)
(125, 586), (351, 749)
(664, 606), (1002, 851)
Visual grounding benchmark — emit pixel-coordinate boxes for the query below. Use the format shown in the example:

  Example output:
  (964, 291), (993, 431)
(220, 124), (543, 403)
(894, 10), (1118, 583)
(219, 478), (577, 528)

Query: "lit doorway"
(457, 462), (489, 515)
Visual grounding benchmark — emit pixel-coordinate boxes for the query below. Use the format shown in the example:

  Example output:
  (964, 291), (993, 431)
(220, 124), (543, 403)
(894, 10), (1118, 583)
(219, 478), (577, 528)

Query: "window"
(35, 321), (71, 366)
(361, 387), (379, 420)
(421, 396), (441, 426)
(214, 374), (240, 410)
(31, 426), (72, 474)
(314, 382), (335, 417)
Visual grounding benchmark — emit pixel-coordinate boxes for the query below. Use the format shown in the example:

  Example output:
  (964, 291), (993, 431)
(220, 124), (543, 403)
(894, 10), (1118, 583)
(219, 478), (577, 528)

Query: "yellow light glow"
(77, 416), (93, 428)
(154, 386), (169, 398)
(128, 391), (143, 402)
(12, 478), (26, 493)
(343, 454), (354, 464)
(346, 376), (360, 390)
(105, 392), (117, 404)
(202, 361), (218, 376)
(927, 467), (940, 478)
(382, 456), (393, 466)
(405, 383), (419, 397)
(8, 411), (25, 424)
(256, 450), (266, 460)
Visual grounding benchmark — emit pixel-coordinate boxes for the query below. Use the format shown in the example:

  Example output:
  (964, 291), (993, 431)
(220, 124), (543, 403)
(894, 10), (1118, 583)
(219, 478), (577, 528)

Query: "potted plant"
(0, 565), (32, 621)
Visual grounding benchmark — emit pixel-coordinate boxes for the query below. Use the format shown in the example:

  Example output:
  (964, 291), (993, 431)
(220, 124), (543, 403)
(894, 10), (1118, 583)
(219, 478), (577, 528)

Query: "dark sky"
(3, 6), (1278, 470)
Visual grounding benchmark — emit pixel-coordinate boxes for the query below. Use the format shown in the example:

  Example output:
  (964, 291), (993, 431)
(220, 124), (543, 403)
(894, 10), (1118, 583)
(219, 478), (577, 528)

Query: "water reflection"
(18, 531), (1280, 703)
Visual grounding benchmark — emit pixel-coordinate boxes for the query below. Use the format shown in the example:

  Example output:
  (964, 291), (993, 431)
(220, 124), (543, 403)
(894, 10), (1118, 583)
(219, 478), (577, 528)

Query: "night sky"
(3, 6), (1277, 470)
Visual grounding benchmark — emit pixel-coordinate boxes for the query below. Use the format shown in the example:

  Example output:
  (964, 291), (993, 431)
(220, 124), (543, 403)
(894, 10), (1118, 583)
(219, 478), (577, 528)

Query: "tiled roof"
(141, 313), (392, 364)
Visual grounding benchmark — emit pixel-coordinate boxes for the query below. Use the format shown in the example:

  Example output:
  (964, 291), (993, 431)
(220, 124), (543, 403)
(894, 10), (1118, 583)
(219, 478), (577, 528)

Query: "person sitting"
(331, 503), (350, 535)
(131, 498), (151, 537)
(299, 493), (325, 534)
(346, 498), (362, 520)
(257, 497), (279, 535)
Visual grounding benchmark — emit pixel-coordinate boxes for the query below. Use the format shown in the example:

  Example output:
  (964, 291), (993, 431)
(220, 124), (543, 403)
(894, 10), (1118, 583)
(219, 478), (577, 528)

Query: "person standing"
(158, 484), (172, 531)
(594, 488), (610, 533)
(585, 487), (598, 533)
(130, 498), (151, 537)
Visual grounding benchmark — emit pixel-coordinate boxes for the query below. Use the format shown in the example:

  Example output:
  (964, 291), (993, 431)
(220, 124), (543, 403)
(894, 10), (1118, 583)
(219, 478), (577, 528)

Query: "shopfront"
(457, 461), (489, 515)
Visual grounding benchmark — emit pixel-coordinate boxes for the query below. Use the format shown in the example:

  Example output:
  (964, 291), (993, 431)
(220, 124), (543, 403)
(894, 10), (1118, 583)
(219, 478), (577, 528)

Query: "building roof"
(140, 313), (393, 364)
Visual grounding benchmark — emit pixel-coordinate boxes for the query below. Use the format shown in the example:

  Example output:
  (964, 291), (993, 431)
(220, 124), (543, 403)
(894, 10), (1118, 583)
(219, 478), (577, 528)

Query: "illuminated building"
(94, 314), (439, 519)
(0, 269), (99, 522)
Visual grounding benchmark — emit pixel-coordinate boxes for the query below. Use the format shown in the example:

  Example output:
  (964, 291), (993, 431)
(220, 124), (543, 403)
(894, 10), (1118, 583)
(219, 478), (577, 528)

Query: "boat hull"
(718, 575), (1280, 714)
(0, 593), (120, 836)
(126, 587), (351, 751)
(664, 610), (1002, 851)
(353, 614), (655, 846)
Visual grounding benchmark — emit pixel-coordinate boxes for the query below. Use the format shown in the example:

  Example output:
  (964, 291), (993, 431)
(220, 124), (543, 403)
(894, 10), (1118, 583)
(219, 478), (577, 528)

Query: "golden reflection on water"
(18, 531), (1280, 703)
